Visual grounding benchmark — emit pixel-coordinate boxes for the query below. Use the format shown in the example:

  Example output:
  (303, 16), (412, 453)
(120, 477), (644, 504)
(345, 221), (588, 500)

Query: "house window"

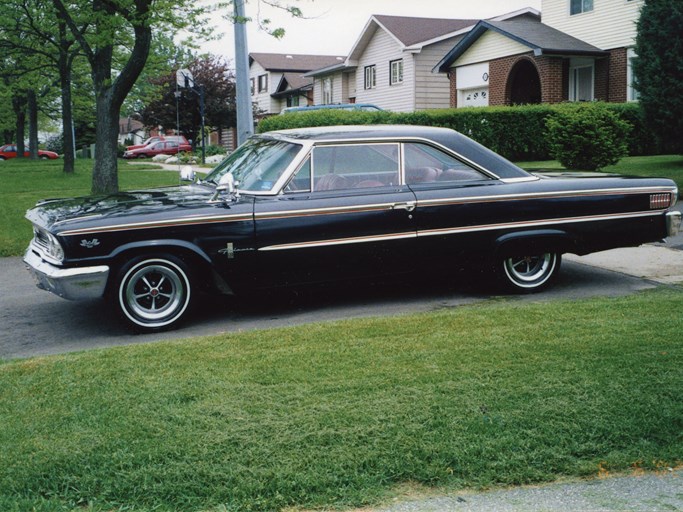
(569, 65), (594, 101)
(570, 0), (593, 15)
(287, 95), (300, 107)
(322, 77), (333, 104)
(250, 78), (255, 96)
(364, 65), (376, 90)
(390, 59), (403, 85)
(258, 74), (268, 93)
(627, 48), (640, 102)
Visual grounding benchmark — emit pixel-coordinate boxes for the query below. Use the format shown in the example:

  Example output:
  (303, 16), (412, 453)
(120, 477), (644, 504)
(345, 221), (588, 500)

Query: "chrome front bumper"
(24, 248), (110, 301)
(667, 211), (682, 237)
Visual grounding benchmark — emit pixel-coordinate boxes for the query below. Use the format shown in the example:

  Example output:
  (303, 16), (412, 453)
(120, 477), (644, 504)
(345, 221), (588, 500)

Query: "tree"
(52, 0), (210, 194)
(633, 0), (683, 154)
(141, 56), (237, 145)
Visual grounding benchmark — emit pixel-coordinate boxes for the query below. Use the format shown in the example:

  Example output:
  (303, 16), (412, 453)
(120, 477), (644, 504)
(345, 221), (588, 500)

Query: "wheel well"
(494, 229), (576, 259)
(106, 247), (216, 296)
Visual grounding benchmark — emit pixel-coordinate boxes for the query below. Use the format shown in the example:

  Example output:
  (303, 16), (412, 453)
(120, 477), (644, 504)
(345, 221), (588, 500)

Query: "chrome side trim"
(418, 210), (661, 238)
(417, 186), (677, 209)
(24, 247), (109, 301)
(255, 202), (395, 220)
(259, 231), (417, 252)
(59, 213), (253, 236)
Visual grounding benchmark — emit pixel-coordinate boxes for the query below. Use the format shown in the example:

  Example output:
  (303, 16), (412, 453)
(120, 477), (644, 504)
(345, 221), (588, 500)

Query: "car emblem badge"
(219, 242), (235, 259)
(80, 239), (100, 249)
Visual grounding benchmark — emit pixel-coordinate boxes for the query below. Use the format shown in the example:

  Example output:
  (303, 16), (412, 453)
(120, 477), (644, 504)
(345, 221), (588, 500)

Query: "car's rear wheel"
(40, 155), (49, 160)
(115, 255), (192, 332)
(500, 252), (561, 292)
(137, 154), (148, 159)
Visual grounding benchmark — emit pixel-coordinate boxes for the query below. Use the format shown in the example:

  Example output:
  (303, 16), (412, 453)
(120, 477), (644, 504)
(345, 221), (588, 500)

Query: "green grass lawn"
(1, 289), (682, 511)
(0, 159), (179, 257)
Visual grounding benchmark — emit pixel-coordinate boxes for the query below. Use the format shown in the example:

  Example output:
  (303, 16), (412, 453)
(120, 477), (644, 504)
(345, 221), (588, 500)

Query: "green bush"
(257, 103), (650, 162)
(546, 105), (632, 170)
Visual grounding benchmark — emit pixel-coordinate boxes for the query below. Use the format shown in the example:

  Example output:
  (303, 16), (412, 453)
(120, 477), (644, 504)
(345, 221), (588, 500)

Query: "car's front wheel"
(115, 255), (192, 332)
(500, 252), (561, 292)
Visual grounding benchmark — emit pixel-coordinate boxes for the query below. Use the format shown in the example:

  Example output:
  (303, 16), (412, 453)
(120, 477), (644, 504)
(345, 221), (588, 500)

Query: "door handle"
(392, 201), (416, 212)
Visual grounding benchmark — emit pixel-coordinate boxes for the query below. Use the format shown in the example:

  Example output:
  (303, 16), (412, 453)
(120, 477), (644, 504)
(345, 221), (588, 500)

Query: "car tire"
(137, 154), (148, 159)
(499, 252), (561, 292)
(40, 155), (49, 160)
(115, 255), (193, 332)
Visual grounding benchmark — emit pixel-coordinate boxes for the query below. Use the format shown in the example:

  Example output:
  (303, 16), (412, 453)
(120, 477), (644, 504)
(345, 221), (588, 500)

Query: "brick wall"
(608, 48), (628, 103)
(447, 47), (629, 108)
(448, 71), (457, 107)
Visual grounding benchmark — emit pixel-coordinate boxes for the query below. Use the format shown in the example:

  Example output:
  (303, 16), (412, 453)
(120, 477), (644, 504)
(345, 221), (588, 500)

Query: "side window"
(311, 144), (399, 192)
(404, 143), (489, 184)
(284, 156), (311, 193)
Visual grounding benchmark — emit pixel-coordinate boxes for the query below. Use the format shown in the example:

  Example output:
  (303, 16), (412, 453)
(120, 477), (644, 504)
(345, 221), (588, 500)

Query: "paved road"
(0, 255), (668, 360)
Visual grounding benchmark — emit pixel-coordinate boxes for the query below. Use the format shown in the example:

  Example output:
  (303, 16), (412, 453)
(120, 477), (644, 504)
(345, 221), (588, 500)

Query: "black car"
(24, 125), (681, 332)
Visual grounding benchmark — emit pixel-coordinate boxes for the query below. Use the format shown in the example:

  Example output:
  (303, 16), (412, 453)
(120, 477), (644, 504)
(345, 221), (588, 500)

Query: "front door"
(254, 143), (418, 287)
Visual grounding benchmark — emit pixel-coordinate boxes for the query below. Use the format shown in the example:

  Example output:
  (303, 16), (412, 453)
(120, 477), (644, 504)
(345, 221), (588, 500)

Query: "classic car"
(0, 144), (59, 160)
(123, 140), (192, 159)
(24, 125), (681, 332)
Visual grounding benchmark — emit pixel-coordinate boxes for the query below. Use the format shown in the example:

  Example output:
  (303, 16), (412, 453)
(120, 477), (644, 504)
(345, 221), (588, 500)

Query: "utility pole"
(234, 0), (254, 146)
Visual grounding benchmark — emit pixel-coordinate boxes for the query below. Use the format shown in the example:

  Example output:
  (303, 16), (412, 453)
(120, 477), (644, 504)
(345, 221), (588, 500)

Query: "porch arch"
(506, 57), (542, 105)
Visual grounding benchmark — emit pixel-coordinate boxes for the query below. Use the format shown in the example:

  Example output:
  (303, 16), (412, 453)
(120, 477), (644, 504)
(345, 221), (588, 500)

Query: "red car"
(0, 144), (59, 160)
(122, 140), (192, 159)
(126, 135), (189, 151)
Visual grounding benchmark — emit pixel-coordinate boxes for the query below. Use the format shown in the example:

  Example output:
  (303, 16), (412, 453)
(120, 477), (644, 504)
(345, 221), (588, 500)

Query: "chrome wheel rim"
(504, 253), (556, 288)
(120, 261), (189, 327)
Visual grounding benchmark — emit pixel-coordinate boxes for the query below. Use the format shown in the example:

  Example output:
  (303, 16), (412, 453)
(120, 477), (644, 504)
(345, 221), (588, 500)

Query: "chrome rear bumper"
(667, 211), (682, 237)
(24, 248), (109, 301)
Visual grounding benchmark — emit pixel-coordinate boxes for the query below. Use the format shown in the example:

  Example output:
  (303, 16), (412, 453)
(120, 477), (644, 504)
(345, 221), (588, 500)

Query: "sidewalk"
(373, 468), (682, 511)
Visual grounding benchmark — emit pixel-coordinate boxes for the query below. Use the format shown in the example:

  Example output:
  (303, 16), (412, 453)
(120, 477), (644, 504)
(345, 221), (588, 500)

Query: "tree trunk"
(12, 95), (26, 158)
(58, 16), (75, 173)
(27, 90), (39, 159)
(91, 89), (120, 194)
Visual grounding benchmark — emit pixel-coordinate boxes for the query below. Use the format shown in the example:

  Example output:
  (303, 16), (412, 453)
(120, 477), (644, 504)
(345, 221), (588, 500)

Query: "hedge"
(257, 103), (659, 161)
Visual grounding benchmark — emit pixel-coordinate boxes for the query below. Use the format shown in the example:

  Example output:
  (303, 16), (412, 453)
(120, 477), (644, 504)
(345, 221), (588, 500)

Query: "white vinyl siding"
(355, 27), (414, 112)
(414, 37), (457, 110)
(542, 0), (643, 50)
(455, 31), (530, 67)
(249, 61), (283, 114)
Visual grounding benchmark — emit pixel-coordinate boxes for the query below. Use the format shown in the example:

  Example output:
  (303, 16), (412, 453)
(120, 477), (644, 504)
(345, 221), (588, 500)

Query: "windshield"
(204, 138), (302, 193)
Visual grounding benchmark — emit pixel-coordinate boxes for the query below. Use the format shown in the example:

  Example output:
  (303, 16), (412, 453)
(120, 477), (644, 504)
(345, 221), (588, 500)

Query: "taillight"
(650, 193), (672, 209)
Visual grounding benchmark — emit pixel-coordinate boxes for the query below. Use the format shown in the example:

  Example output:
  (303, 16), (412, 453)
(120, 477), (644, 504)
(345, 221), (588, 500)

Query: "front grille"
(650, 193), (672, 209)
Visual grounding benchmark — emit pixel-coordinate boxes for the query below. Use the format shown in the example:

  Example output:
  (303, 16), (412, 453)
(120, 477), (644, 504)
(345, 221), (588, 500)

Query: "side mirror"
(216, 172), (236, 194)
(210, 173), (238, 203)
(180, 165), (196, 182)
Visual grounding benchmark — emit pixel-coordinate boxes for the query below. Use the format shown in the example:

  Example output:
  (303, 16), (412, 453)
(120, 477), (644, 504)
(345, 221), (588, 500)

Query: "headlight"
(33, 227), (64, 263)
(46, 232), (65, 262)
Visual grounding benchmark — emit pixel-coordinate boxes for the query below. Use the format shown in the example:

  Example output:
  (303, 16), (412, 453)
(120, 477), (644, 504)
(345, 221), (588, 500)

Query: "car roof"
(262, 125), (531, 180)
(282, 103), (381, 113)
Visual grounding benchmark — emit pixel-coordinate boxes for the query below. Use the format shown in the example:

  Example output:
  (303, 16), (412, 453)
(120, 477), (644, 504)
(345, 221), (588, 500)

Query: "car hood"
(26, 184), (253, 232)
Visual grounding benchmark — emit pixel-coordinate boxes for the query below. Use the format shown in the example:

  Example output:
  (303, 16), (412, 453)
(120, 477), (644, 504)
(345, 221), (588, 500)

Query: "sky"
(202, 0), (542, 62)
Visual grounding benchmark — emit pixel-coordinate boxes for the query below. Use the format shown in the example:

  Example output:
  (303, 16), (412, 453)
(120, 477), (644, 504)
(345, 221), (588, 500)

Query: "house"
(118, 117), (146, 145)
(249, 53), (346, 116)
(434, 0), (643, 107)
(305, 8), (540, 112)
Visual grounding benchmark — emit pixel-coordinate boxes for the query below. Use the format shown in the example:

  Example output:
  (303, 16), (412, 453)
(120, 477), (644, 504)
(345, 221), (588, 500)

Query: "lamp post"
(176, 69), (206, 164)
